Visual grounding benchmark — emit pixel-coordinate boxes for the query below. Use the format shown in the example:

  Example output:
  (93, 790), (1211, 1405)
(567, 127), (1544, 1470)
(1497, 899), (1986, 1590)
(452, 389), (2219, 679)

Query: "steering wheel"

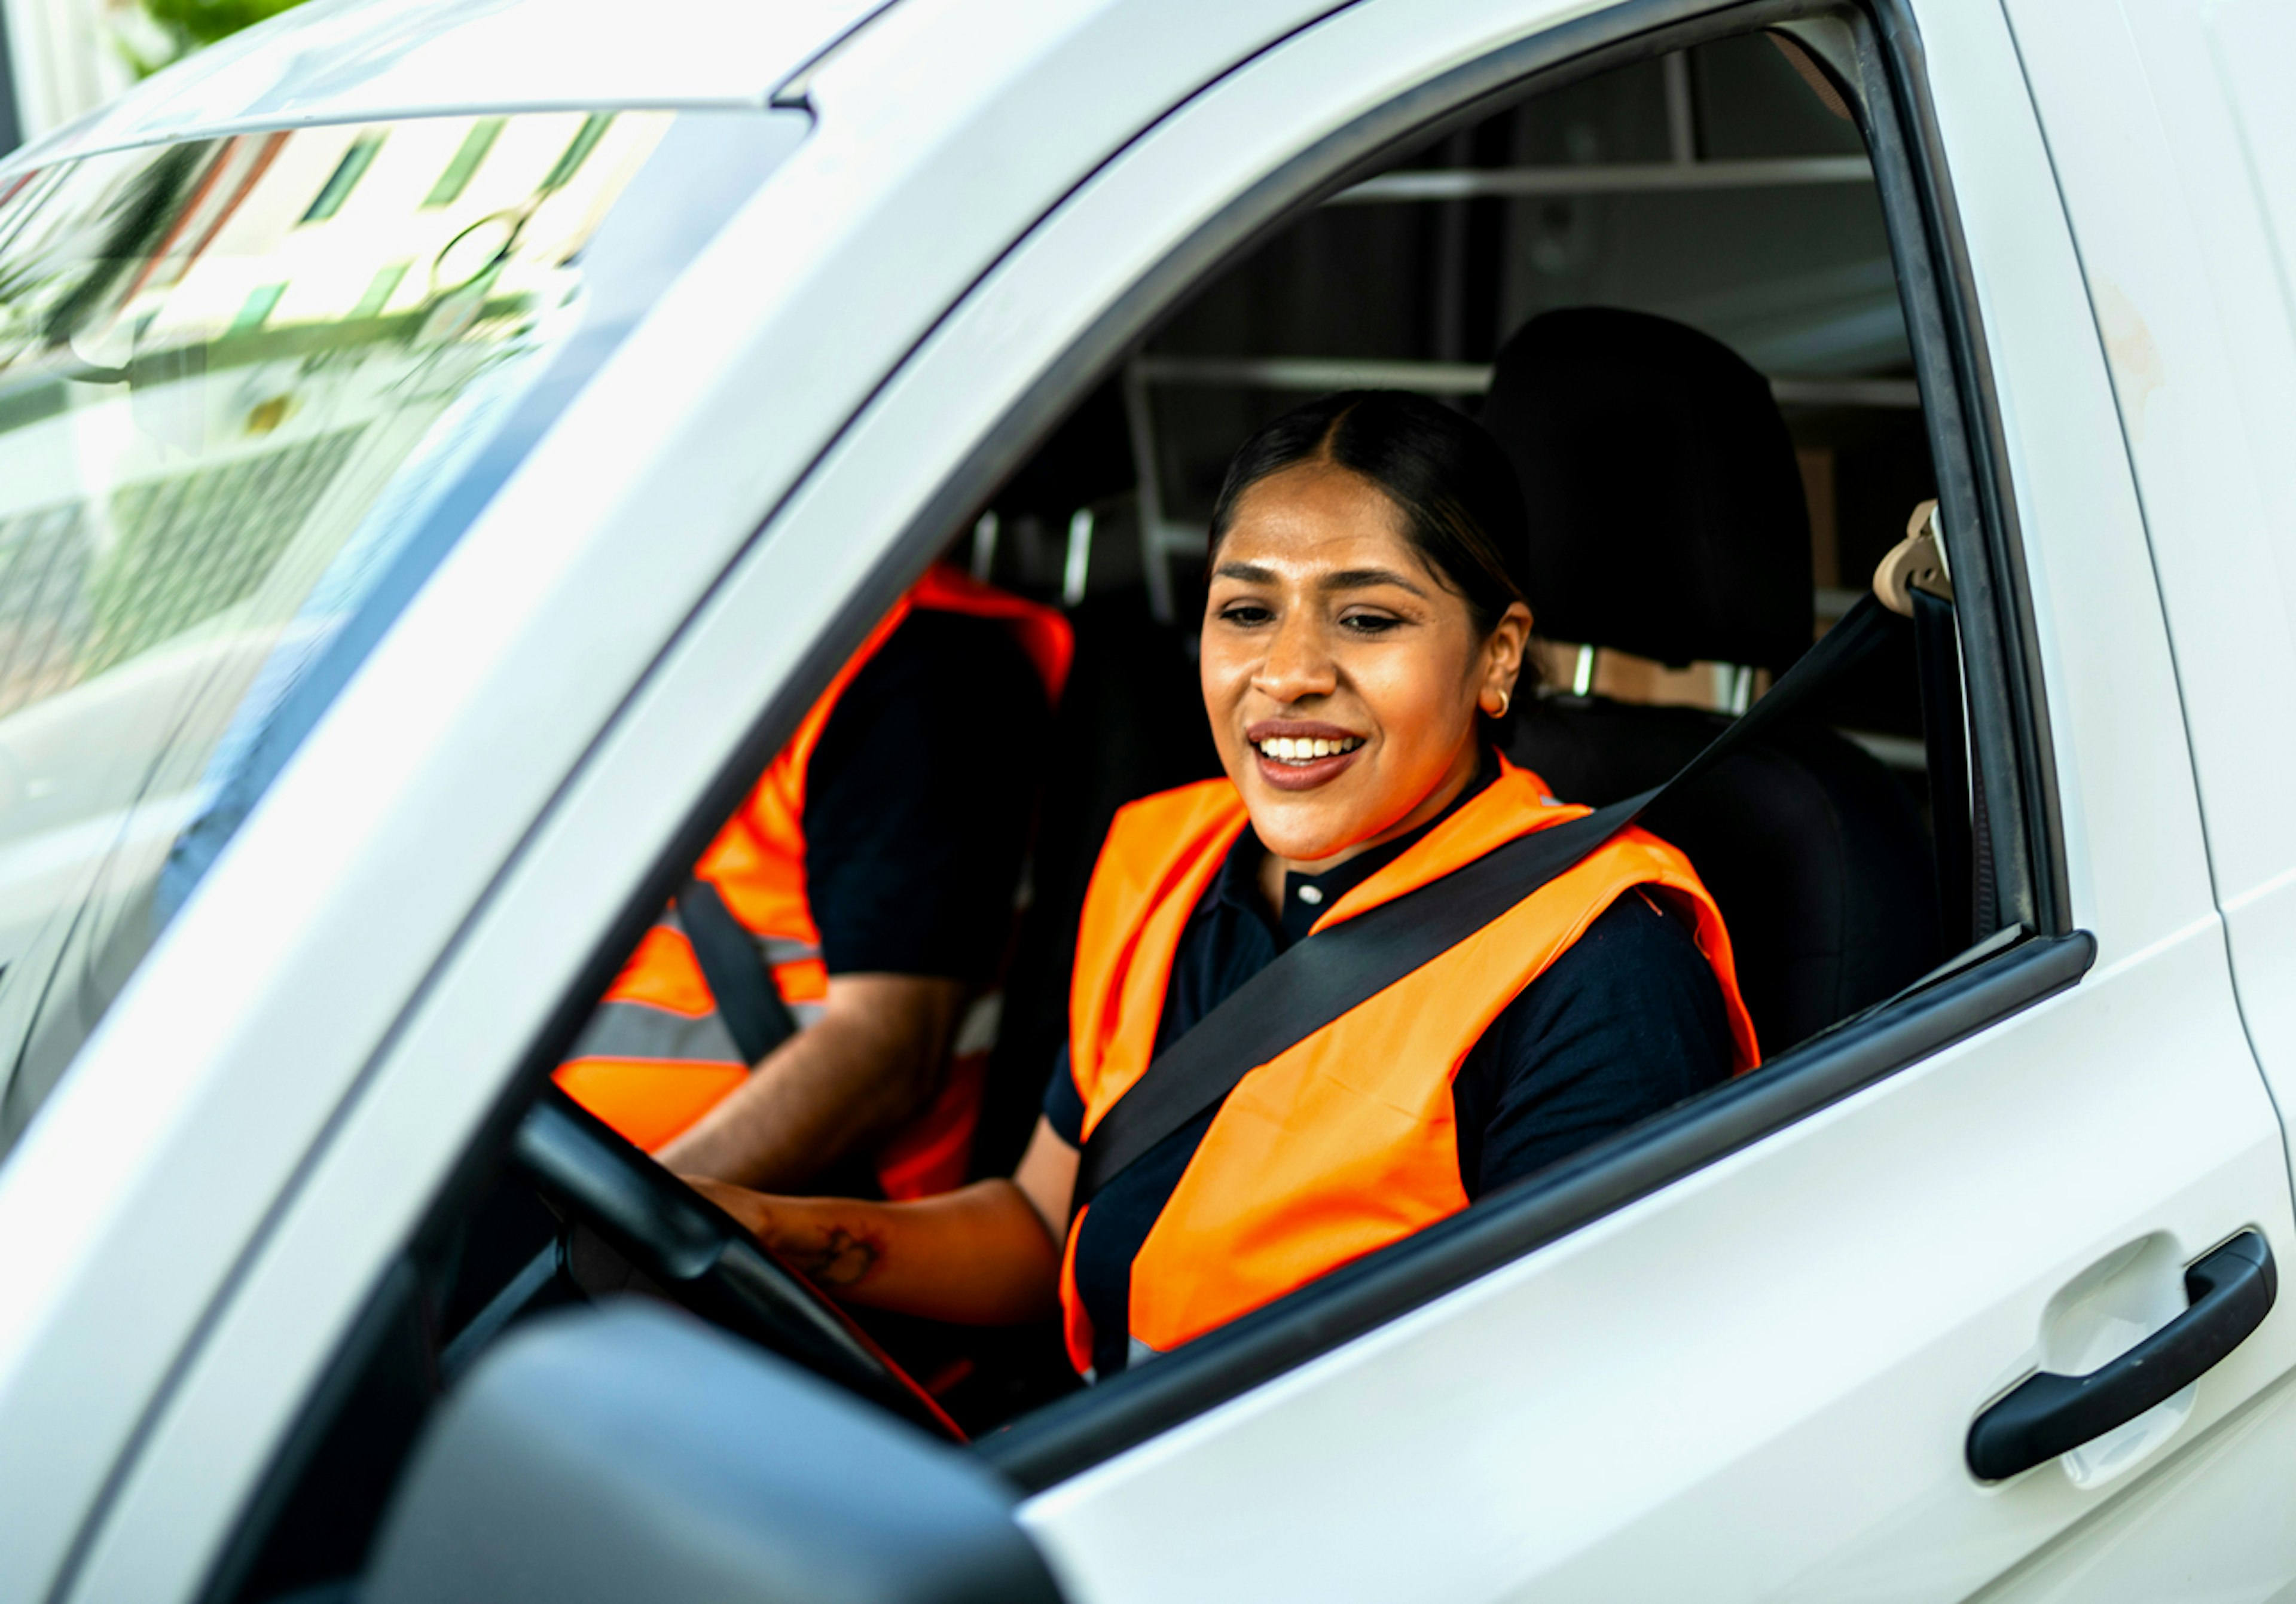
(511, 1088), (961, 1440)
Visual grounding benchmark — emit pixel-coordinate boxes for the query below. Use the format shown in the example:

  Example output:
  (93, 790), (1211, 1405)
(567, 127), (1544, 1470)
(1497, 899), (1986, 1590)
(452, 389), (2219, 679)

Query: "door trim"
(980, 930), (2094, 1486)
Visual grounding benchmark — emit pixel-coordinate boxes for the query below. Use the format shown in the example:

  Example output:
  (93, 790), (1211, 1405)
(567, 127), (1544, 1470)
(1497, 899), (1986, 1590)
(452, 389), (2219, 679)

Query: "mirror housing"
(363, 1303), (1065, 1604)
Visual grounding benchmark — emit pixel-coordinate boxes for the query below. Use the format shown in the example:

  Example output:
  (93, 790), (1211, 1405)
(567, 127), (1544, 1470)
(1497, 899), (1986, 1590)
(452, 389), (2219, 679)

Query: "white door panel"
(978, 0), (2296, 1596)
(1992, 11), (2296, 1587)
(1023, 927), (2296, 1603)
(2002, 0), (2296, 1197)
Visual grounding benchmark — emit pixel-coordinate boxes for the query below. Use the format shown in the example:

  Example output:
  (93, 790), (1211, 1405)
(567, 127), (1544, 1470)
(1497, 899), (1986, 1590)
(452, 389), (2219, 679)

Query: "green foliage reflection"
(122, 0), (309, 77)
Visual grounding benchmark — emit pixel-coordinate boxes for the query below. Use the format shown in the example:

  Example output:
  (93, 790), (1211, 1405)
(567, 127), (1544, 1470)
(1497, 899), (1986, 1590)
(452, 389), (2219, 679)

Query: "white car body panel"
(1999, 0), (2296, 1217)
(0, 0), (883, 169)
(1, 0), (2293, 1599)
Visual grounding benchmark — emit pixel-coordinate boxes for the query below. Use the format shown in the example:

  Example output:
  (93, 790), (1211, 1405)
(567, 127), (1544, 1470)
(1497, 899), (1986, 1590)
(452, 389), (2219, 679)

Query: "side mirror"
(362, 1303), (1066, 1604)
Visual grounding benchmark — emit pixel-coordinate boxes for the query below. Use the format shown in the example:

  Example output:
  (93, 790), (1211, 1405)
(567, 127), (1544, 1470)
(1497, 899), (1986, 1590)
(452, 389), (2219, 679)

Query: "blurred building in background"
(2, 0), (132, 150)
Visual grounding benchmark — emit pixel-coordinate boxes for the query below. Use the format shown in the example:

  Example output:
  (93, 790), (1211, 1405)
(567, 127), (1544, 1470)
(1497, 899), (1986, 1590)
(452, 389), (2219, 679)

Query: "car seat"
(970, 381), (1224, 1177)
(1480, 307), (1940, 1053)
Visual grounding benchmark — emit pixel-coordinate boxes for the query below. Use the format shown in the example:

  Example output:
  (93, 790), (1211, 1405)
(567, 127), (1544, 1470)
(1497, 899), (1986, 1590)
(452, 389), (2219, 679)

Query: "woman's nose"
(1251, 611), (1338, 705)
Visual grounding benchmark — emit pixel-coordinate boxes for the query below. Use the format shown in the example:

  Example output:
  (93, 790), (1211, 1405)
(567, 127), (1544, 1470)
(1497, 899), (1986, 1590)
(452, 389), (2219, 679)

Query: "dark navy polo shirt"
(1045, 757), (1734, 1379)
(802, 610), (1051, 983)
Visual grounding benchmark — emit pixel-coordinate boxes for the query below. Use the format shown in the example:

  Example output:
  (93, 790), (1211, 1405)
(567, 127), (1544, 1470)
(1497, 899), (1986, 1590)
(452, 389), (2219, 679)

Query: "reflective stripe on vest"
(1058, 759), (1757, 1374)
(556, 564), (1072, 1196)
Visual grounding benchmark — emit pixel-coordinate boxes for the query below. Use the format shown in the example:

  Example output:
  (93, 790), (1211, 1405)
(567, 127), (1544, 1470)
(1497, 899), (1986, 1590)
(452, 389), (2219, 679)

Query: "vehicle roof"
(1, 0), (887, 171)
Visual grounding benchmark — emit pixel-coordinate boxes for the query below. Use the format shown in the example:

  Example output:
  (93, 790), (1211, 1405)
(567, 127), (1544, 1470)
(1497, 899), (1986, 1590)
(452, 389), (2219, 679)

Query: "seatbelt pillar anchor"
(1874, 497), (1953, 618)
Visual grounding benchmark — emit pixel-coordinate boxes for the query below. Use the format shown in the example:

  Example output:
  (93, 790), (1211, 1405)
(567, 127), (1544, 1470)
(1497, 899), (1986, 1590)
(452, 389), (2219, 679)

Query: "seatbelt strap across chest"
(1073, 595), (1900, 1210)
(676, 879), (801, 1067)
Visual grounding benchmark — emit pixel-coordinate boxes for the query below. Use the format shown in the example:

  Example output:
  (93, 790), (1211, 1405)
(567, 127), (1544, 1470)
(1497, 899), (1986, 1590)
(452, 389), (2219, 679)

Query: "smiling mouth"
(1254, 734), (1364, 765)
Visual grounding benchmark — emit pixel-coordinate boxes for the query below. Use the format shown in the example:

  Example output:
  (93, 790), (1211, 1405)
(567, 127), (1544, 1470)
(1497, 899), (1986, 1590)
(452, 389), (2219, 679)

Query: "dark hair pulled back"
(1205, 390), (1533, 637)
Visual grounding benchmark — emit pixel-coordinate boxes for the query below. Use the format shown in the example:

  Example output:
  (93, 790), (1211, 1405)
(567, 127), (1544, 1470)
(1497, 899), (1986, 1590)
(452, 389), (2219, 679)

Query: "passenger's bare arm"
(655, 972), (965, 1191)
(685, 1117), (1080, 1325)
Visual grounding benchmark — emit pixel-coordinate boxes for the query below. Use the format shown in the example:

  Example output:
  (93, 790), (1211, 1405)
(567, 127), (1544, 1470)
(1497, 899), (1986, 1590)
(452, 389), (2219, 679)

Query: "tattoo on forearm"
(789, 1227), (878, 1288)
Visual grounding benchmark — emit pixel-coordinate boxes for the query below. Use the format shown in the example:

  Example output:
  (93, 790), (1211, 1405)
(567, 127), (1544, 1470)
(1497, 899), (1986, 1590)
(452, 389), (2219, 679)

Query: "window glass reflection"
(0, 110), (682, 1148)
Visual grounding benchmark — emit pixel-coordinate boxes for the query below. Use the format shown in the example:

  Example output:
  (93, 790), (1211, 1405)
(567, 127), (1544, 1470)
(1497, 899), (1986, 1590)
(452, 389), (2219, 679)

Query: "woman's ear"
(1480, 600), (1535, 714)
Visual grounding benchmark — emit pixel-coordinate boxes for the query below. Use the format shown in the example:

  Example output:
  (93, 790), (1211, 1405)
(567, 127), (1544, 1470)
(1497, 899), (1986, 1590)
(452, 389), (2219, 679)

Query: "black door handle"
(1967, 1231), (2277, 1481)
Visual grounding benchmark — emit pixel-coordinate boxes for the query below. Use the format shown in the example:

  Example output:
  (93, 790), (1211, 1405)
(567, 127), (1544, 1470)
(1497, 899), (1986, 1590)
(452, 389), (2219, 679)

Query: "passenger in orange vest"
(687, 393), (1757, 1376)
(558, 564), (1072, 1199)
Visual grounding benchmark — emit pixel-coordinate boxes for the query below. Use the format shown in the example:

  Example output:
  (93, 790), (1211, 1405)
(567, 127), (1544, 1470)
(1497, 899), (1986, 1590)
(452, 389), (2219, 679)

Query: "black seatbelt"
(676, 879), (800, 1067)
(1073, 594), (1901, 1211)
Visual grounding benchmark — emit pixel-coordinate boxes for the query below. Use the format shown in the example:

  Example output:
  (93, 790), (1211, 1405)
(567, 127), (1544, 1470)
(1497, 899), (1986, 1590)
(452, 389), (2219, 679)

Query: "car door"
(329, 0), (2285, 1593)
(53, 0), (2296, 1600)
(894, 0), (2296, 1597)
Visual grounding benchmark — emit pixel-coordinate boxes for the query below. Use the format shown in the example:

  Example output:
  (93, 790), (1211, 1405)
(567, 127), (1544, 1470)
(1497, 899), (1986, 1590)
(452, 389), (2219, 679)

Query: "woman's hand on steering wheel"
(680, 1178), (883, 1294)
(511, 1090), (961, 1437)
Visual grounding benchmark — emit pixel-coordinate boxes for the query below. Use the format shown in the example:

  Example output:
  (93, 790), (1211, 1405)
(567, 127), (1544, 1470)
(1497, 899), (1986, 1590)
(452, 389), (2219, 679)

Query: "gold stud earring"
(1491, 688), (1511, 719)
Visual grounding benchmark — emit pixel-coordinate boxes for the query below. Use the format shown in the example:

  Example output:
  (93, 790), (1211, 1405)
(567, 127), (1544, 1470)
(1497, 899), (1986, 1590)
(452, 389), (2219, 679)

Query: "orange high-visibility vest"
(1059, 758), (1757, 1371)
(558, 565), (1071, 1199)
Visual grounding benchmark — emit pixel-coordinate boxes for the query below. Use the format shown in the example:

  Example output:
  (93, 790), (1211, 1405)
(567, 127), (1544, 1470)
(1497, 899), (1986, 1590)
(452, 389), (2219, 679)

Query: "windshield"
(0, 107), (804, 1154)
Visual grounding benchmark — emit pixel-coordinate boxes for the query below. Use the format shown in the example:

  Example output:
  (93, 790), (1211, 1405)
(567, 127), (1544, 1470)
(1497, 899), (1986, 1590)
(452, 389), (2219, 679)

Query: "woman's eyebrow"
(1321, 566), (1430, 597)
(1210, 561), (1431, 597)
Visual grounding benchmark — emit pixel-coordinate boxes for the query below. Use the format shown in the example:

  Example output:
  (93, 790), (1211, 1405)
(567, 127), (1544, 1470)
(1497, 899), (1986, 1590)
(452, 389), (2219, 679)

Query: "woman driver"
(691, 392), (1758, 1380)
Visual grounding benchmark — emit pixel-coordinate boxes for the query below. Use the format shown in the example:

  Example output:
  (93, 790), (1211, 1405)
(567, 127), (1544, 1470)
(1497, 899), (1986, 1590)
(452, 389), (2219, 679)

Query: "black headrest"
(1479, 308), (1813, 671)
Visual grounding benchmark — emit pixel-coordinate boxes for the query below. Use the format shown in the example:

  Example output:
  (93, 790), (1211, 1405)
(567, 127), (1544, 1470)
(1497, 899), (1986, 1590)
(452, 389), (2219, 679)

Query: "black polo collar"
(1205, 747), (1501, 949)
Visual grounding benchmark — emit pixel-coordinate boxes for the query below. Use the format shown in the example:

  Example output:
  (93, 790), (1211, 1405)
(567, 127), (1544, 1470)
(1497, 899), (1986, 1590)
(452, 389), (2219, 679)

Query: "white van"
(4, 0), (2296, 1598)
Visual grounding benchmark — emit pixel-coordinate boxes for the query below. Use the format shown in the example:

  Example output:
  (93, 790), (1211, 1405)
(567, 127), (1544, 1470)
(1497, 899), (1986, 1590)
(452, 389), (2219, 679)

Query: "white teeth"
(1258, 735), (1361, 763)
